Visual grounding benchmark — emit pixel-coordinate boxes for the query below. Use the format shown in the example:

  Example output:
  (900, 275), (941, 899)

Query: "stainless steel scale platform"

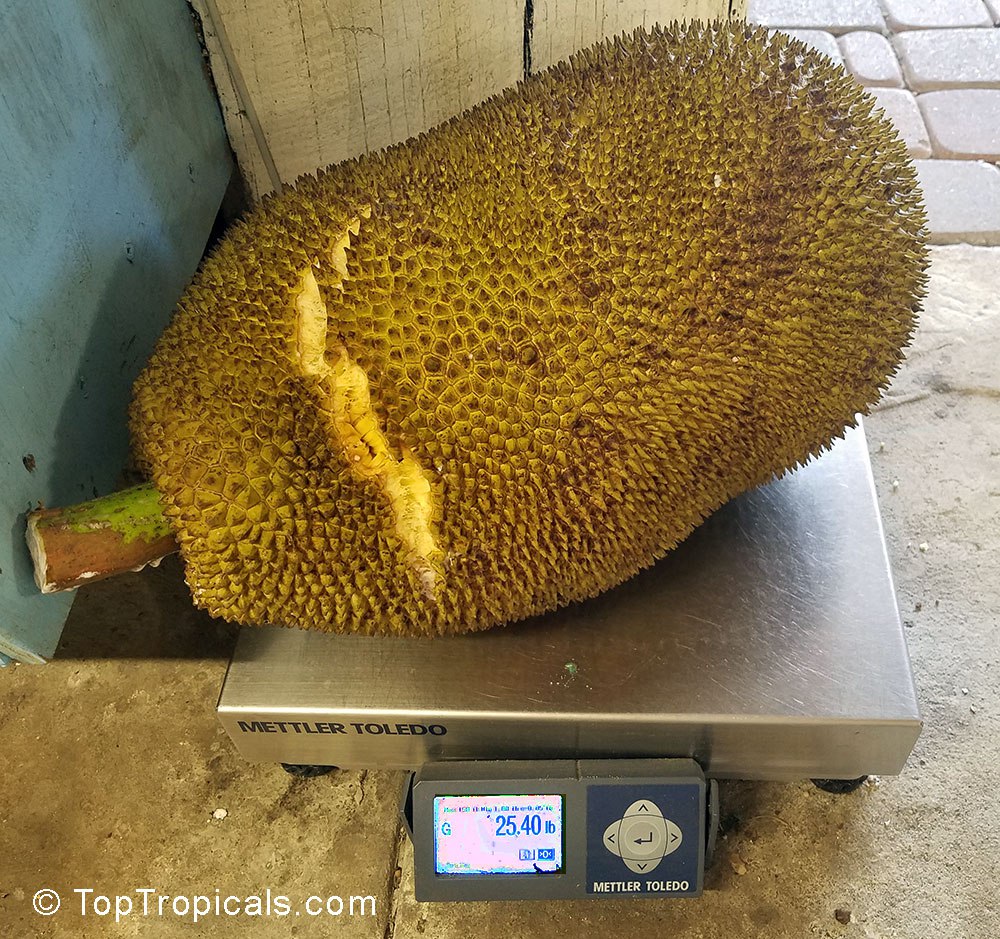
(217, 423), (921, 782)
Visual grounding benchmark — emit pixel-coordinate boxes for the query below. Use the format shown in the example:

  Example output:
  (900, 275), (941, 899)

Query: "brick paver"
(895, 29), (1000, 90)
(914, 160), (1000, 244)
(771, 28), (844, 63)
(868, 87), (932, 157)
(919, 90), (1000, 159)
(766, 0), (1000, 245)
(880, 0), (993, 30)
(839, 30), (904, 86)
(748, 0), (886, 34)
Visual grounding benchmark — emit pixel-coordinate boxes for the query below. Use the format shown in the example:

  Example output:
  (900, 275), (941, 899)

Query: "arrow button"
(662, 819), (684, 857)
(624, 800), (663, 819)
(624, 855), (662, 874)
(603, 821), (623, 857)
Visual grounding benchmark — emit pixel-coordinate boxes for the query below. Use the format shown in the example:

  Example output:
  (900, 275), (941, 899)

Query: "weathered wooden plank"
(197, 0), (740, 199)
(0, 0), (232, 662)
(195, 0), (525, 196)
(531, 0), (742, 72)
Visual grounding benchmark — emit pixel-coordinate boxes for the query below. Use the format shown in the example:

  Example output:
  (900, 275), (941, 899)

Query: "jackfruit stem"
(25, 483), (177, 593)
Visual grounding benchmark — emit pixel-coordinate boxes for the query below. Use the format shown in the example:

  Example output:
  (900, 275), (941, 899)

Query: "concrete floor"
(1, 245), (997, 938)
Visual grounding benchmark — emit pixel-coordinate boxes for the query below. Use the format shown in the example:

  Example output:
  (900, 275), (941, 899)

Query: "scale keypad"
(586, 784), (702, 895)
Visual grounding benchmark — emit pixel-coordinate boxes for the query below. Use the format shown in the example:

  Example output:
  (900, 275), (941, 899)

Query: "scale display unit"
(217, 422), (921, 900)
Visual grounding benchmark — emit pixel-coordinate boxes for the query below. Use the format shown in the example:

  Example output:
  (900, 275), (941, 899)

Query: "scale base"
(217, 424), (921, 782)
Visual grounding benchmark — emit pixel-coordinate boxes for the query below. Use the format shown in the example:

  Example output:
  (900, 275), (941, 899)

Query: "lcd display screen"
(433, 794), (564, 875)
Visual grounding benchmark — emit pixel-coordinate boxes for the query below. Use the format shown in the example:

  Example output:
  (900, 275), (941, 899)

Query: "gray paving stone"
(769, 28), (844, 64)
(839, 30), (904, 86)
(748, 0), (886, 34)
(919, 90), (1000, 159)
(985, 0), (1000, 23)
(868, 87), (932, 157)
(895, 29), (1000, 90)
(880, 0), (993, 30)
(914, 160), (1000, 244)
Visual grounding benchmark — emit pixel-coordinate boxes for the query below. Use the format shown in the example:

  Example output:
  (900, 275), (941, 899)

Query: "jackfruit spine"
(130, 22), (928, 636)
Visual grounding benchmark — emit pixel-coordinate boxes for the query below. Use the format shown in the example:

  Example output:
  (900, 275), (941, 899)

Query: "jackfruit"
(130, 21), (928, 637)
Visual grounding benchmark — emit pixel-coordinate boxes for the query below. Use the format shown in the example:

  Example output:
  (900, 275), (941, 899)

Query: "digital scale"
(216, 423), (921, 900)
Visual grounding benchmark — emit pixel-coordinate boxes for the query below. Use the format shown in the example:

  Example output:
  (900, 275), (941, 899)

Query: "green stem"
(43, 483), (173, 544)
(26, 483), (177, 594)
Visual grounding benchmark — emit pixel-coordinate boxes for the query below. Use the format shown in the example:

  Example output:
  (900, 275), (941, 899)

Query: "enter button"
(619, 816), (667, 860)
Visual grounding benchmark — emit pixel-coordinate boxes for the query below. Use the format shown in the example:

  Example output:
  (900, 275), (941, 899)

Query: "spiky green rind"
(131, 22), (927, 635)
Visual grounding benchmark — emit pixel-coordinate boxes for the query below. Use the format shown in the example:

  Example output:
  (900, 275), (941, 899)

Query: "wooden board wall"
(194, 0), (744, 199)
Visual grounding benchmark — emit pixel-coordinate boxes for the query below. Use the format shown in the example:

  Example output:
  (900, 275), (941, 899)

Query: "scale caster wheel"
(811, 775), (868, 794)
(281, 763), (337, 778)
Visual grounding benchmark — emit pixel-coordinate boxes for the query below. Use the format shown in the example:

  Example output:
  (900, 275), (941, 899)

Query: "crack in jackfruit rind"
(294, 266), (330, 377)
(293, 259), (441, 592)
(295, 218), (359, 376)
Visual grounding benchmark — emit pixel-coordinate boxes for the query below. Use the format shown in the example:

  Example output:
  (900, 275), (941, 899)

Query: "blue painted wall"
(0, 0), (232, 662)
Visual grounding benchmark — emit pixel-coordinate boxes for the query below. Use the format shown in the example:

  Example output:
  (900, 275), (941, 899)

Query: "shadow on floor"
(54, 556), (238, 659)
